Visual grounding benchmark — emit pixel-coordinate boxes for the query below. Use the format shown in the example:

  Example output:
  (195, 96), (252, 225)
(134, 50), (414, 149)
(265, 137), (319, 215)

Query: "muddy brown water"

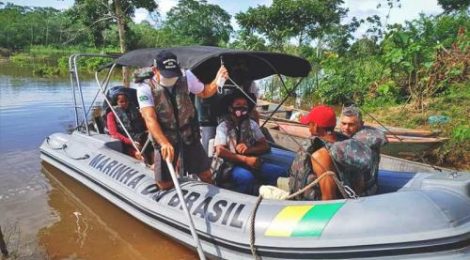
(0, 63), (195, 259)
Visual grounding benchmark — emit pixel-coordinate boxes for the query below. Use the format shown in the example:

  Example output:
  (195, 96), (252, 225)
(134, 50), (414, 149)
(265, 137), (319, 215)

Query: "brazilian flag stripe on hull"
(265, 202), (344, 237)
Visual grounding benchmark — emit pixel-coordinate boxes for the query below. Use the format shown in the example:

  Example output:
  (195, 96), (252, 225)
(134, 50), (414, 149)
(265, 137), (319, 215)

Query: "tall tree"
(164, 0), (232, 46)
(236, 0), (347, 50)
(438, 0), (470, 13)
(70, 0), (158, 85)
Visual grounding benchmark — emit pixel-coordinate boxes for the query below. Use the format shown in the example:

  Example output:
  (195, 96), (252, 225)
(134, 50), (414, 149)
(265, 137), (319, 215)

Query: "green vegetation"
(0, 0), (469, 168)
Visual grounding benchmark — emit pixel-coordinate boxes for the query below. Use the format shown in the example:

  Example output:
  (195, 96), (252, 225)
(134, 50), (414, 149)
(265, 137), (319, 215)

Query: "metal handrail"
(68, 54), (114, 134)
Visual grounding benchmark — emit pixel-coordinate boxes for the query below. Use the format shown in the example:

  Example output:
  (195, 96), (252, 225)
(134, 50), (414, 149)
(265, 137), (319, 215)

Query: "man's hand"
(197, 65), (230, 98)
(135, 151), (143, 161)
(160, 142), (174, 162)
(215, 65), (229, 86)
(235, 143), (249, 154)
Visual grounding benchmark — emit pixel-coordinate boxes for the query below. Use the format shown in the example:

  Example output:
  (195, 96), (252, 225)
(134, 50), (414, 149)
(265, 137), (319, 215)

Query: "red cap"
(300, 105), (336, 127)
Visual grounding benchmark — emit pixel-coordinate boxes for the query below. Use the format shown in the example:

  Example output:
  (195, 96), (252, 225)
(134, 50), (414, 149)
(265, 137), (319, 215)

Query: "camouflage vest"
(211, 116), (258, 186)
(112, 106), (145, 140)
(151, 77), (198, 146)
(222, 116), (257, 150)
(288, 133), (348, 200)
(287, 137), (328, 200)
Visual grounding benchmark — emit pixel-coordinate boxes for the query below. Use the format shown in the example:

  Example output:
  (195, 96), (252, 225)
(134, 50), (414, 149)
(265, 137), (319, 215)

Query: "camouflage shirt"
(329, 126), (387, 193)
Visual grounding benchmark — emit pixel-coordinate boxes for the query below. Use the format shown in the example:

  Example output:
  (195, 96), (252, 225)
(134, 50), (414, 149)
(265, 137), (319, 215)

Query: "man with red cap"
(287, 105), (348, 200)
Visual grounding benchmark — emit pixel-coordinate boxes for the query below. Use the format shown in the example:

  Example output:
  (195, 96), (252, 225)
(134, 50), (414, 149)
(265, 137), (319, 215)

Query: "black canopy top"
(114, 46), (311, 83)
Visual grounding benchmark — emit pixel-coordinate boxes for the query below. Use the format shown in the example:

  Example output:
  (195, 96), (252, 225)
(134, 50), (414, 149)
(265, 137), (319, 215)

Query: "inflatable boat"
(40, 48), (470, 259)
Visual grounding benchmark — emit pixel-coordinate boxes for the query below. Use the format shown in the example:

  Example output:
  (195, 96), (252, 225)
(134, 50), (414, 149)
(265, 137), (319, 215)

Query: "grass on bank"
(364, 82), (470, 170)
(9, 45), (119, 77)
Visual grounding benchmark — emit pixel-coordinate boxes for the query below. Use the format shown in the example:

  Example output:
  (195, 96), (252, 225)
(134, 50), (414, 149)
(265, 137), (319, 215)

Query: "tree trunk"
(114, 0), (130, 87)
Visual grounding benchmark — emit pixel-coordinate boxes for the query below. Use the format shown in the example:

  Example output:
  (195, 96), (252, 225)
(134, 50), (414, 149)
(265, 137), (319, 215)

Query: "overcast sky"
(6, 0), (443, 36)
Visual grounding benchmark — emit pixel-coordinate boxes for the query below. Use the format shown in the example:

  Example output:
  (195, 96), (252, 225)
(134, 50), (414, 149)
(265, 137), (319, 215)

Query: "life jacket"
(112, 105), (145, 140)
(288, 137), (333, 200)
(288, 133), (348, 200)
(222, 115), (257, 150)
(150, 77), (199, 146)
(212, 116), (258, 186)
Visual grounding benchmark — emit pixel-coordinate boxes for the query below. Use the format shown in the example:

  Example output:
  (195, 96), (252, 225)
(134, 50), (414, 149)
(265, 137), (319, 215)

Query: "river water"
(0, 62), (195, 259)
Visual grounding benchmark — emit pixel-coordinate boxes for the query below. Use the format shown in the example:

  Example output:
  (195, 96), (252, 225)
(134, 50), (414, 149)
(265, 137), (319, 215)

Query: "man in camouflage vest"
(287, 105), (348, 200)
(338, 106), (387, 195)
(137, 51), (228, 190)
(213, 92), (287, 195)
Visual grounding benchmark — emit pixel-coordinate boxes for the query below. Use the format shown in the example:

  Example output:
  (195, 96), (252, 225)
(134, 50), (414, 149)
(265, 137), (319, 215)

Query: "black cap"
(155, 50), (182, 78)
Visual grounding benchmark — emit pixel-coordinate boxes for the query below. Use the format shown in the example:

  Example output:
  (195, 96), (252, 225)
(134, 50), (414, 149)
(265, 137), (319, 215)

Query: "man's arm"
(197, 80), (219, 98)
(188, 65), (228, 99)
(140, 106), (174, 161)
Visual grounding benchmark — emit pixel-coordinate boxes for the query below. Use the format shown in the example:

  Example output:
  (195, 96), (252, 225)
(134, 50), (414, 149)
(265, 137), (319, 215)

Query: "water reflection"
(41, 163), (195, 260)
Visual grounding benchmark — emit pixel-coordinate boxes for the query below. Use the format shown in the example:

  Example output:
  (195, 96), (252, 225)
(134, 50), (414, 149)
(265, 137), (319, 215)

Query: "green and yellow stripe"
(265, 202), (344, 237)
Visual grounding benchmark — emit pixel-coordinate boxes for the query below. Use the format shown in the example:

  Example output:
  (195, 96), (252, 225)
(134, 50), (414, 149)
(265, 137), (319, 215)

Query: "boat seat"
(208, 138), (294, 173)
(92, 106), (106, 134)
(101, 85), (141, 135)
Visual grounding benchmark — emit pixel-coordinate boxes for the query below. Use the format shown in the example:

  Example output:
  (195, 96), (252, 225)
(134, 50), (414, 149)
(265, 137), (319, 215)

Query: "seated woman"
(213, 91), (287, 195)
(106, 91), (154, 165)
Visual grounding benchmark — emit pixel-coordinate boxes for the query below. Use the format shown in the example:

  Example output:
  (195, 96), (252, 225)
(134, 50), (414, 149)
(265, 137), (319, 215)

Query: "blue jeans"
(231, 163), (287, 195)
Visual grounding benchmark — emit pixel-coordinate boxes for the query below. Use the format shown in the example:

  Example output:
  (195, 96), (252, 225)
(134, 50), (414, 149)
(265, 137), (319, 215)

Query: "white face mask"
(159, 76), (178, 87)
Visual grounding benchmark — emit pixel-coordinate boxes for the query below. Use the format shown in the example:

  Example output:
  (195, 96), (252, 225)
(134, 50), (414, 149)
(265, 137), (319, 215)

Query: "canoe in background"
(257, 100), (438, 138)
(261, 121), (447, 157)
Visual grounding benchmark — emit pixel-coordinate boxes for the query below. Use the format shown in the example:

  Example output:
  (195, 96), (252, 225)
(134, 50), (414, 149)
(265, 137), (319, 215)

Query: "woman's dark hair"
(221, 90), (255, 114)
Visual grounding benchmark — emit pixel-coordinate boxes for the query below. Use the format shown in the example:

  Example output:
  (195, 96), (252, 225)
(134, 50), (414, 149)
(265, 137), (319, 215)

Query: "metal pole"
(260, 77), (305, 128)
(73, 55), (90, 135)
(69, 54), (79, 129)
(165, 159), (206, 260)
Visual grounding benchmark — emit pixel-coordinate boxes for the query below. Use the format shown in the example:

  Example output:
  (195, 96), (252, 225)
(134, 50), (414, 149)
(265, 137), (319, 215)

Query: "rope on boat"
(285, 171), (351, 200)
(247, 171), (355, 259)
(249, 195), (263, 260)
(62, 145), (90, 160)
(46, 137), (89, 160)
(46, 136), (66, 150)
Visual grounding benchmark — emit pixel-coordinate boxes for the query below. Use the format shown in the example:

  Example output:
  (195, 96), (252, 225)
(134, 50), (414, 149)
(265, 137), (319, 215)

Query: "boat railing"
(68, 54), (115, 135)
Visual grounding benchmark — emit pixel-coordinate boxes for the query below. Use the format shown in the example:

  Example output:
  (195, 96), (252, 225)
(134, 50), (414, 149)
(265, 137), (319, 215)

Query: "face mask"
(159, 76), (178, 87)
(231, 106), (249, 118)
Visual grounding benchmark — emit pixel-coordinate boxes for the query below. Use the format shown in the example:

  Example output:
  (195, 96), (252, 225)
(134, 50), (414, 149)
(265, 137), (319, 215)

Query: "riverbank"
(260, 81), (469, 171)
(365, 82), (470, 170)
(5, 46), (119, 77)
